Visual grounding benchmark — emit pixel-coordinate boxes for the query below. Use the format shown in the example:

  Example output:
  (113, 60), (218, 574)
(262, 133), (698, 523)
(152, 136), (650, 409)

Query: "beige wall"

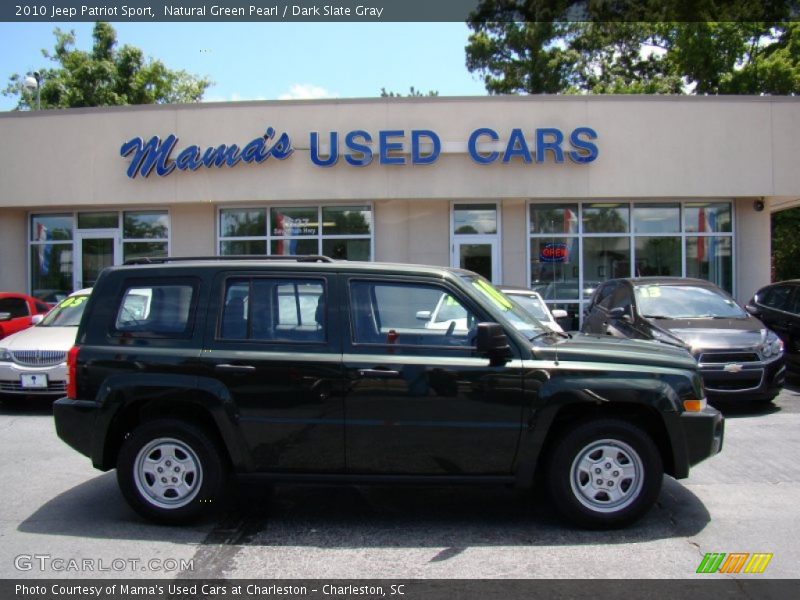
(501, 199), (528, 288)
(374, 199), (450, 267)
(2, 96), (799, 209)
(0, 209), (27, 291)
(735, 198), (772, 303)
(170, 204), (216, 257)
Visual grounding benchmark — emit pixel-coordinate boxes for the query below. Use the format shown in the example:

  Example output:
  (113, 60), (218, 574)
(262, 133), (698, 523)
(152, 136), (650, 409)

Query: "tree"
(4, 22), (212, 110)
(465, 2), (800, 95)
(380, 86), (439, 97)
(772, 208), (800, 281)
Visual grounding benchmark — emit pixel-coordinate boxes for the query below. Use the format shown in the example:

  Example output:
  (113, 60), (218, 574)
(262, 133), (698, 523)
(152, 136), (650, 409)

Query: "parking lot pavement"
(0, 382), (798, 580)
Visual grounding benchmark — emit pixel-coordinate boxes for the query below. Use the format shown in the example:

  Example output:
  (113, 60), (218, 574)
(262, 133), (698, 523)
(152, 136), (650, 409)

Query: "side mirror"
(551, 309), (568, 319)
(31, 314), (44, 325)
(0, 312), (10, 322)
(745, 304), (759, 316)
(415, 310), (432, 321)
(608, 306), (633, 324)
(475, 322), (511, 365)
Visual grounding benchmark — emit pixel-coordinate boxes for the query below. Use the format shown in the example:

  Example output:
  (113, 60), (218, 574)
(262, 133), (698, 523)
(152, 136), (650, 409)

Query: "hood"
(655, 317), (764, 351)
(534, 333), (697, 370)
(0, 325), (79, 352)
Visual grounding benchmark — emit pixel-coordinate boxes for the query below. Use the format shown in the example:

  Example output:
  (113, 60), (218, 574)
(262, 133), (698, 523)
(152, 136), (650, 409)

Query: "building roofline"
(2, 93), (798, 119)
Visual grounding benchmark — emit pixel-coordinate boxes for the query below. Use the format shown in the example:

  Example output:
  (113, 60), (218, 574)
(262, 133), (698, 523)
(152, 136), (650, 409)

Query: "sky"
(0, 22), (488, 110)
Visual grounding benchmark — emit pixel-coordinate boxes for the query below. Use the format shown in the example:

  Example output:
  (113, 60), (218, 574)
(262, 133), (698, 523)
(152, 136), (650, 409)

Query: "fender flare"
(90, 373), (253, 471)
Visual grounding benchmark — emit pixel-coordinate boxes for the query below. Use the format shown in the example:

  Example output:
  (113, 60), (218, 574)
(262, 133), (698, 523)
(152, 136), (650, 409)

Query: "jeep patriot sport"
(54, 257), (723, 528)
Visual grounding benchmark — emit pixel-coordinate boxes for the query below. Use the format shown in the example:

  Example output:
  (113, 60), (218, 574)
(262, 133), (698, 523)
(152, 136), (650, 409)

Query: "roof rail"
(123, 255), (335, 265)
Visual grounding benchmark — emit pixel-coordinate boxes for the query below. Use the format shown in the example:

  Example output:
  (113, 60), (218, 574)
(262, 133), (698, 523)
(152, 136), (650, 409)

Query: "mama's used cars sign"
(119, 126), (598, 178)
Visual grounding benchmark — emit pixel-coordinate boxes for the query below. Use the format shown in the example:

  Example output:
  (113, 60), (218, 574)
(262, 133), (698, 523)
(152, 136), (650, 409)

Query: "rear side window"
(219, 277), (326, 343)
(0, 297), (29, 318)
(759, 285), (794, 312)
(115, 283), (195, 336)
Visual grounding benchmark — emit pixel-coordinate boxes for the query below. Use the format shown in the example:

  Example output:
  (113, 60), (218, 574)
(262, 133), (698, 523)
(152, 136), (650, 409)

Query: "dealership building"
(1, 95), (798, 327)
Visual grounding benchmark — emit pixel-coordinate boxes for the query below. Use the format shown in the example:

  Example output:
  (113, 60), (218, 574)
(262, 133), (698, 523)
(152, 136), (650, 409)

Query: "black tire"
(117, 418), (228, 524)
(546, 419), (663, 529)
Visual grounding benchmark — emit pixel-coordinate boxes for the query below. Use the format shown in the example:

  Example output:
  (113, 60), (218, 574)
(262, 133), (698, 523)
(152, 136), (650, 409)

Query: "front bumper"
(698, 354), (785, 401)
(672, 406), (724, 478)
(53, 397), (100, 461)
(0, 362), (66, 398)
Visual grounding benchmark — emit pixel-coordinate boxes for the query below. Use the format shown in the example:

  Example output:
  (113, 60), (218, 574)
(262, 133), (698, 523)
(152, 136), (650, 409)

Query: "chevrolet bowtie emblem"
(723, 363), (744, 373)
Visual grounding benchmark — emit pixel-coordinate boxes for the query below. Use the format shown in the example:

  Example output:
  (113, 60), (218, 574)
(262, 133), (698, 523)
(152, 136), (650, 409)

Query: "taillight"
(66, 345), (80, 399)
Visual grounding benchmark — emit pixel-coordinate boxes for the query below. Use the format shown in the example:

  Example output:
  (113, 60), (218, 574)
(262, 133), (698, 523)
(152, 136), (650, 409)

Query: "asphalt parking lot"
(0, 382), (798, 581)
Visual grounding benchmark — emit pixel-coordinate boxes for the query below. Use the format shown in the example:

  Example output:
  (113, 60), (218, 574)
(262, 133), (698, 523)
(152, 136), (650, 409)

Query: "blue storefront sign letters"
(120, 126), (598, 179)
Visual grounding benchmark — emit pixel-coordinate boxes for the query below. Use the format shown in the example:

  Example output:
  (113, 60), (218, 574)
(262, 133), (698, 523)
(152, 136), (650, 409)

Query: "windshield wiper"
(530, 329), (571, 342)
(643, 314), (672, 319)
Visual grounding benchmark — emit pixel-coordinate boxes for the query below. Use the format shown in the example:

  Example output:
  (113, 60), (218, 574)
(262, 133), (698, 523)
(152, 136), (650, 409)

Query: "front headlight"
(761, 331), (784, 359)
(0, 348), (11, 362)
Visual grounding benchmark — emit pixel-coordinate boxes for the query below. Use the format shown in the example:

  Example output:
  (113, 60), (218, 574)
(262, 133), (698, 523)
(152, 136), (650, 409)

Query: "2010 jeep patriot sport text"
(54, 257), (723, 528)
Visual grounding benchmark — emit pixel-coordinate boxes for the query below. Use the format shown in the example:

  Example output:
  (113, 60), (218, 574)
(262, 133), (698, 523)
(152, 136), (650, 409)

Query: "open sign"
(540, 242), (569, 263)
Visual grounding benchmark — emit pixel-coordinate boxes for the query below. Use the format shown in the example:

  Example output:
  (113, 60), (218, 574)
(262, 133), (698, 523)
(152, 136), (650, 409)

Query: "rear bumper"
(676, 406), (724, 476)
(53, 397), (100, 461)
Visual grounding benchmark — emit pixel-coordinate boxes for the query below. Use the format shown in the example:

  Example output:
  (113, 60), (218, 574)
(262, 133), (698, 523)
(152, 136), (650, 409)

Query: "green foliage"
(4, 22), (212, 110)
(466, 2), (800, 95)
(380, 86), (439, 97)
(772, 208), (800, 281)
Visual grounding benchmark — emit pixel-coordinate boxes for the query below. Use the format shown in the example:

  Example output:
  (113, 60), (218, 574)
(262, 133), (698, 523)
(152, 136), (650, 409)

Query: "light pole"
(23, 71), (42, 110)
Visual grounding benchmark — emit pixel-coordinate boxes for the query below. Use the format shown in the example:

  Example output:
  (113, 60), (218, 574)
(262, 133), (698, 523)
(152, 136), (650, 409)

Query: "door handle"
(358, 368), (401, 378)
(215, 364), (256, 373)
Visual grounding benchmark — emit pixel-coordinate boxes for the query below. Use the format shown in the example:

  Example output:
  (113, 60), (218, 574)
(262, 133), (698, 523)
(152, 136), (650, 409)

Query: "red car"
(0, 293), (52, 340)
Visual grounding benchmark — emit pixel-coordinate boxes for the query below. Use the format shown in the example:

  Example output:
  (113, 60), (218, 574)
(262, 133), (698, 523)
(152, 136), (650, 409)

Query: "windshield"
(39, 294), (90, 327)
(458, 275), (545, 339)
(634, 285), (747, 319)
(506, 294), (550, 321)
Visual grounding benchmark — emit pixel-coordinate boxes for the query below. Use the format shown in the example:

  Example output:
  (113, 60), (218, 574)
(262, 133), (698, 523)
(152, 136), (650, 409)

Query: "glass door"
(75, 231), (120, 290)
(453, 237), (499, 283)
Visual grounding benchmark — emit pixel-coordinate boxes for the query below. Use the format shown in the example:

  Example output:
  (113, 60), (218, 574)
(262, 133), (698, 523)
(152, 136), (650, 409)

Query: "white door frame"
(74, 229), (121, 290)
(451, 236), (501, 284)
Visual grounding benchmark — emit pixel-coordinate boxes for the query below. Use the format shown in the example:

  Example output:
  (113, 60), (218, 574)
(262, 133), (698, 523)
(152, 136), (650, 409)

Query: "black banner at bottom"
(3, 579), (800, 600)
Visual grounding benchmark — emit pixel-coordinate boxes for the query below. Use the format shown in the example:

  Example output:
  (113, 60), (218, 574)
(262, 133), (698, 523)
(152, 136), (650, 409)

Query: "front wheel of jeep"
(546, 419), (663, 529)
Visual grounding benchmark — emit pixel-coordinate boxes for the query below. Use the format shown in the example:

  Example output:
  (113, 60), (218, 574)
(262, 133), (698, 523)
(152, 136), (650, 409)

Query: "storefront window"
(529, 200), (734, 324)
(31, 214), (73, 241)
(29, 211), (170, 295)
(221, 240), (267, 256)
(220, 205), (373, 260)
(271, 207), (319, 236)
(77, 212), (119, 229)
(454, 203), (497, 235)
(530, 204), (578, 234)
(122, 211), (168, 262)
(583, 203), (630, 233)
(124, 211), (169, 239)
(530, 237), (579, 300)
(686, 236), (733, 292)
(29, 244), (72, 300)
(583, 237), (631, 297)
(635, 237), (681, 277)
(322, 206), (372, 235)
(634, 204), (680, 233)
(684, 202), (732, 233)
(220, 208), (266, 237)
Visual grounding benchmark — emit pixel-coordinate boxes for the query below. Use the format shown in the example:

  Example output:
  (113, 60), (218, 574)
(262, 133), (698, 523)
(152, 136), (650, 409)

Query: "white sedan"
(0, 289), (90, 402)
(499, 287), (567, 333)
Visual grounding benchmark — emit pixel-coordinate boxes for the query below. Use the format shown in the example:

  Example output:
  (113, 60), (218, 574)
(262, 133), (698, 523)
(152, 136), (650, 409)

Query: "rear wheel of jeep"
(117, 419), (228, 523)
(547, 419), (663, 529)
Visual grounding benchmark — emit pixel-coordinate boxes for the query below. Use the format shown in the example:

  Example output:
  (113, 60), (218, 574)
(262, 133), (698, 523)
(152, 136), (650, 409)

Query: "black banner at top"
(2, 0), (799, 23)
